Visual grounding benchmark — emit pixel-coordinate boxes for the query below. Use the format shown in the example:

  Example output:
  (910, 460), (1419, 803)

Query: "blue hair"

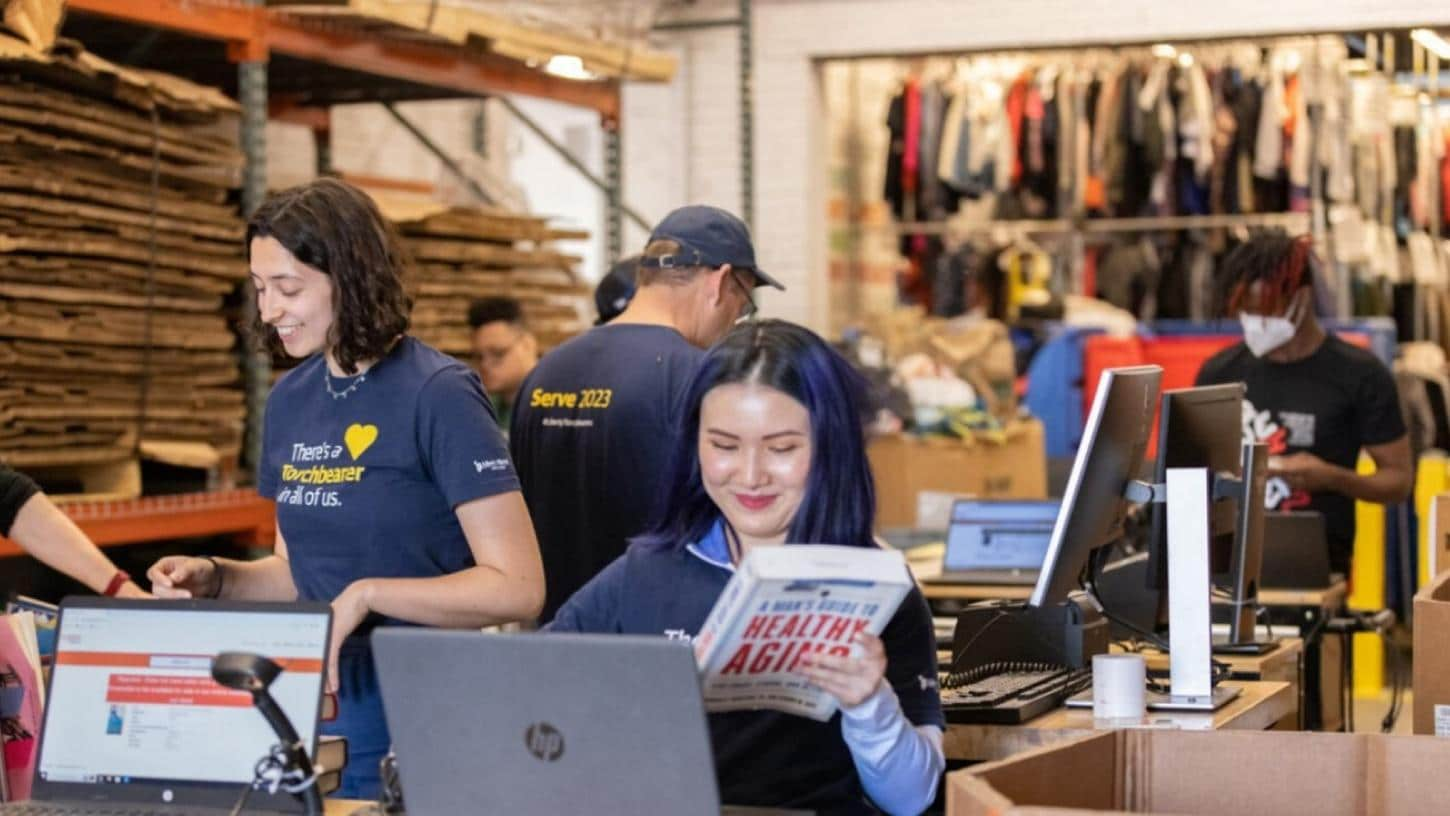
(637, 319), (877, 552)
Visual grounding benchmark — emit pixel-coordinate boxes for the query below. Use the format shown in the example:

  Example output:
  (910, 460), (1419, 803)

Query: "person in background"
(1196, 233), (1411, 577)
(0, 466), (147, 598)
(511, 205), (784, 624)
(147, 178), (544, 799)
(593, 254), (640, 325)
(467, 296), (538, 430)
(550, 320), (943, 815)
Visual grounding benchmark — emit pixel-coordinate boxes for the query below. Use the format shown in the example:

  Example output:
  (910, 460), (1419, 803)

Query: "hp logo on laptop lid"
(524, 722), (565, 762)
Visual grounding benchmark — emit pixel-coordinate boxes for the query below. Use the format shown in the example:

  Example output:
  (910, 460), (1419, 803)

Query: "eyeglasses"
(729, 269), (758, 322)
(477, 332), (524, 366)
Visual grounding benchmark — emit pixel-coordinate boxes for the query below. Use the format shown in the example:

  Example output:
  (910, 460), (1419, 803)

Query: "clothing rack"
(891, 212), (1311, 238)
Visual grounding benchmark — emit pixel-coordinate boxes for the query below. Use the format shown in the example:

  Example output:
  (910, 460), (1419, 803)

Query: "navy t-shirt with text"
(510, 324), (703, 622)
(258, 337), (520, 615)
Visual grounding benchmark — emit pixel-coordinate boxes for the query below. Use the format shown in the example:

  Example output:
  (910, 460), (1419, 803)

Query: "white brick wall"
(628, 0), (1450, 330)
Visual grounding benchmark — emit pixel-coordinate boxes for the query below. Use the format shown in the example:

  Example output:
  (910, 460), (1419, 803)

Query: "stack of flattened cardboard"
(269, 0), (677, 83)
(374, 197), (591, 358)
(0, 32), (246, 470)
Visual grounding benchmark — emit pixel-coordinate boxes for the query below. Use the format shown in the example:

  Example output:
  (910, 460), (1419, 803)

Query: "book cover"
(4, 598), (56, 661)
(694, 545), (912, 721)
(0, 613), (43, 801)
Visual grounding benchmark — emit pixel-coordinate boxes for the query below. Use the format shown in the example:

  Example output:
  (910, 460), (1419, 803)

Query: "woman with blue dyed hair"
(550, 319), (944, 815)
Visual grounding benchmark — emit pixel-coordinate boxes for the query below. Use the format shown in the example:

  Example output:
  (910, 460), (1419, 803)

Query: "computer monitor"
(1147, 384), (1246, 593)
(1225, 441), (1268, 644)
(1144, 384), (1269, 648)
(1029, 365), (1163, 608)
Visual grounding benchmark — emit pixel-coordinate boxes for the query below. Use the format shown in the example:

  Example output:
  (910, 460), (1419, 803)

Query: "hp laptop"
(373, 630), (807, 816)
(934, 499), (1060, 585)
(4, 597), (331, 814)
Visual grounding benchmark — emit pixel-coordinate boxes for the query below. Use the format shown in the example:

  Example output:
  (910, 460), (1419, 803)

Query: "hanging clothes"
(937, 85), (969, 190)
(1253, 68), (1285, 181)
(883, 85), (907, 218)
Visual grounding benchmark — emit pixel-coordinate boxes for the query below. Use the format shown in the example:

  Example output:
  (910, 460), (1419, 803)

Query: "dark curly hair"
(1214, 233), (1317, 318)
(467, 296), (525, 330)
(245, 178), (412, 374)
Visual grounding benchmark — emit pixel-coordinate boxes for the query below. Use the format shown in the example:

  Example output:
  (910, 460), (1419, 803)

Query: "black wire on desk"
(1086, 548), (1234, 687)
(1342, 629), (1354, 733)
(1380, 627), (1405, 733)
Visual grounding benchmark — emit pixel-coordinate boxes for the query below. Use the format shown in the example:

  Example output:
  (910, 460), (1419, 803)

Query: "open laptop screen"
(34, 599), (329, 799)
(943, 499), (1060, 572)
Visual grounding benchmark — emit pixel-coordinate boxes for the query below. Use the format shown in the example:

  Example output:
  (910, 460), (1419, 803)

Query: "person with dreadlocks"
(1195, 234), (1410, 578)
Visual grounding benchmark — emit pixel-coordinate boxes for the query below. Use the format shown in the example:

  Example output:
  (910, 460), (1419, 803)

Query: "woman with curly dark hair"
(146, 178), (544, 798)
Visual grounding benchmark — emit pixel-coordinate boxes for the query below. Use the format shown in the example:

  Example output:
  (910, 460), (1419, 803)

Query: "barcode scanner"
(212, 652), (323, 816)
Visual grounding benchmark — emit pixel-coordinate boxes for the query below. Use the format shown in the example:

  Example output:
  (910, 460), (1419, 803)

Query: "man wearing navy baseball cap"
(511, 205), (782, 623)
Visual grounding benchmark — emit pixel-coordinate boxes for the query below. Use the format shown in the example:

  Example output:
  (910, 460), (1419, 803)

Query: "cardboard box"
(1426, 494), (1450, 582)
(1414, 568), (1450, 736)
(868, 419), (1047, 529)
(949, 729), (1450, 815)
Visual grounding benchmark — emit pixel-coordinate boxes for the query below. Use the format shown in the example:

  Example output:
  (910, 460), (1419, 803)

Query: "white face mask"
(1239, 296), (1301, 357)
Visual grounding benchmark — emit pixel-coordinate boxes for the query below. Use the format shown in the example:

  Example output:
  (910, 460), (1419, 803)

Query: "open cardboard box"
(949, 729), (1450, 815)
(1414, 568), (1450, 736)
(868, 419), (1047, 528)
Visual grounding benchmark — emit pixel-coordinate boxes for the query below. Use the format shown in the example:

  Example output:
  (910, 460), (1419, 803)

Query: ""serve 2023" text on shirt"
(529, 388), (613, 409)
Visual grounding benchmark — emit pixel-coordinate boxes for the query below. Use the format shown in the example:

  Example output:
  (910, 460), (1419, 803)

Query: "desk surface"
(911, 554), (1347, 613)
(327, 802), (370, 815)
(1119, 637), (1302, 680)
(937, 637), (1303, 680)
(942, 679), (1294, 762)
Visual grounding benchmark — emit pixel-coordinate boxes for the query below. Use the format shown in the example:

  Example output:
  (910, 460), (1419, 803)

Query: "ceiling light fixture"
(544, 54), (595, 81)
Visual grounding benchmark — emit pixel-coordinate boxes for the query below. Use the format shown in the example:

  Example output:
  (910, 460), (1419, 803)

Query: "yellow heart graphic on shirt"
(344, 424), (378, 460)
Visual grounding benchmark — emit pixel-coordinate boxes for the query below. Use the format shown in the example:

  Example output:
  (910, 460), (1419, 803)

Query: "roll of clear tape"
(1092, 653), (1146, 719)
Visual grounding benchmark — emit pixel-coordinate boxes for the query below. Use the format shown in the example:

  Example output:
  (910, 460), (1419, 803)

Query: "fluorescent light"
(1177, 52), (1194, 68)
(544, 54), (595, 81)
(1413, 29), (1450, 61)
(1151, 43), (1177, 59)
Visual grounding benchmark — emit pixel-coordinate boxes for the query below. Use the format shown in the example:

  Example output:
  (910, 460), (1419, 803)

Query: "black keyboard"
(941, 663), (1094, 724)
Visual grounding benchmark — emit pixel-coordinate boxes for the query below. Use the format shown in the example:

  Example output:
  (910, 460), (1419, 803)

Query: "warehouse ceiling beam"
(67, 0), (623, 115)
(66, 0), (264, 45)
(269, 97), (332, 132)
(265, 17), (622, 118)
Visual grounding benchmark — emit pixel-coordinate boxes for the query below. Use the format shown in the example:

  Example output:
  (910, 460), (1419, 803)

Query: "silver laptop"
(935, 498), (1060, 585)
(7, 597), (331, 814)
(374, 630), (726, 816)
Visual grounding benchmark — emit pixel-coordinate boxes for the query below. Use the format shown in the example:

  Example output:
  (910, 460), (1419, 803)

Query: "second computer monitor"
(1147, 383), (1246, 593)
(1029, 365), (1163, 608)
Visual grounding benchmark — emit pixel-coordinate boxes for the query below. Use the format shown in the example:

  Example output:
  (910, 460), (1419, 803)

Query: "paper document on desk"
(694, 545), (912, 721)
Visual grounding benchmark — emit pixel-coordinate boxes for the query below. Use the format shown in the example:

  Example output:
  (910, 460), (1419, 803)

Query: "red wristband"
(102, 571), (130, 597)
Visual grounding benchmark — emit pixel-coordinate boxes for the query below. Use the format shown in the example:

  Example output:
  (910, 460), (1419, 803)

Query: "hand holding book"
(694, 544), (911, 721)
(798, 631), (887, 708)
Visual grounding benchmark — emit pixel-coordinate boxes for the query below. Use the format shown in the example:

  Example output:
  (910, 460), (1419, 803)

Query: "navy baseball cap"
(595, 255), (639, 325)
(638, 205), (784, 290)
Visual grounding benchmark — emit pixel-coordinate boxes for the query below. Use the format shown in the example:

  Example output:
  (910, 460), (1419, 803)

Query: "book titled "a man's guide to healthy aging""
(694, 545), (913, 721)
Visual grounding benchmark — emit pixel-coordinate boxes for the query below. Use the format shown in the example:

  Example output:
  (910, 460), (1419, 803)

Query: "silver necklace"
(323, 367), (367, 400)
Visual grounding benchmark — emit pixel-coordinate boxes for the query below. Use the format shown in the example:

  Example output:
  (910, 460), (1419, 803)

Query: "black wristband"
(199, 555), (224, 599)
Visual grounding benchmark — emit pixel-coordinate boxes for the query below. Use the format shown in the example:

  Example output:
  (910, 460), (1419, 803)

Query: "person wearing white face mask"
(1196, 234), (1411, 578)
